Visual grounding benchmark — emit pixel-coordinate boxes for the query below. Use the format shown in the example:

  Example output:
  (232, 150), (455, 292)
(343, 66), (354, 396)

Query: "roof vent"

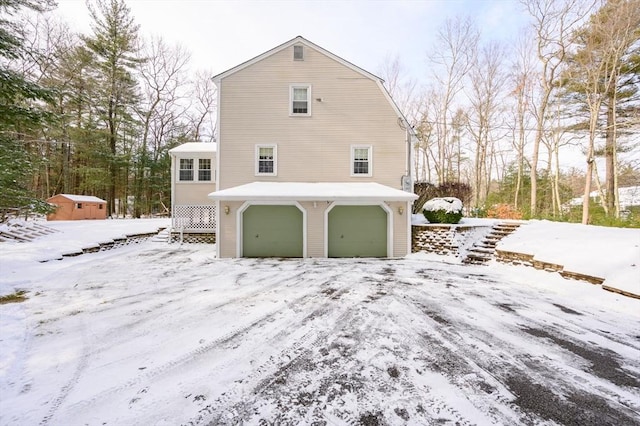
(293, 45), (304, 61)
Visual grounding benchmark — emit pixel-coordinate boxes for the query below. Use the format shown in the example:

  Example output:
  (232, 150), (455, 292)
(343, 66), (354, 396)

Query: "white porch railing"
(172, 204), (216, 232)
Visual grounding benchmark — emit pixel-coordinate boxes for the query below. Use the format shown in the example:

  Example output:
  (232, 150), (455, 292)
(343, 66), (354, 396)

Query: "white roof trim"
(55, 194), (106, 203)
(169, 142), (217, 154)
(212, 36), (382, 83)
(208, 182), (418, 202)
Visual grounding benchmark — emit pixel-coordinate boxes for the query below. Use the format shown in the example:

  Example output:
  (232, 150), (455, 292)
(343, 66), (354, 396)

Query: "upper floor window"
(179, 159), (194, 181)
(351, 145), (372, 177)
(293, 45), (304, 61)
(178, 158), (214, 182)
(290, 84), (311, 116)
(198, 159), (212, 181)
(256, 144), (277, 176)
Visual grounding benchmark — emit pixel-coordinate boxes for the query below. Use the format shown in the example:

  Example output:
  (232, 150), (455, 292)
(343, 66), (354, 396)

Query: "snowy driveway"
(1, 243), (639, 426)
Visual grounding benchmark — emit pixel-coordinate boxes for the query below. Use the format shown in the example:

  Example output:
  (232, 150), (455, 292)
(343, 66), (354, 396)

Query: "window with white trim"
(293, 45), (304, 61)
(256, 145), (277, 176)
(351, 145), (372, 177)
(290, 84), (311, 116)
(198, 159), (211, 181)
(178, 158), (214, 182)
(179, 158), (194, 181)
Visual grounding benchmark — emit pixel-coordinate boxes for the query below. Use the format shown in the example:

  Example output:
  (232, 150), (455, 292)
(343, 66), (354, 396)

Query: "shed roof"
(52, 194), (106, 203)
(168, 142), (217, 154)
(208, 182), (417, 202)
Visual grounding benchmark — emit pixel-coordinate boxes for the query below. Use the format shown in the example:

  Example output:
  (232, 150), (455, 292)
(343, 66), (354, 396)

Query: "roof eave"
(208, 194), (418, 202)
(212, 36), (384, 84)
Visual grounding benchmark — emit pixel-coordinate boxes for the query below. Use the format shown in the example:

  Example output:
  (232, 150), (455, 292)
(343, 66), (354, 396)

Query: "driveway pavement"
(1, 244), (639, 425)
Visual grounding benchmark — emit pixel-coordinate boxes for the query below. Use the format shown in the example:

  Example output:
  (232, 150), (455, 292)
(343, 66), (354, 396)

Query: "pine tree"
(561, 0), (640, 222)
(0, 0), (56, 220)
(83, 0), (141, 217)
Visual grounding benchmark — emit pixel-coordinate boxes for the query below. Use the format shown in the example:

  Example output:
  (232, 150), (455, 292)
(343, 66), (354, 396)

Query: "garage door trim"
(237, 200), (307, 258)
(323, 201), (392, 257)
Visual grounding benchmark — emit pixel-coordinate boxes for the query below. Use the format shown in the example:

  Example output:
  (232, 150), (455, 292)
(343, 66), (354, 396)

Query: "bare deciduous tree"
(521, 0), (593, 216)
(466, 41), (507, 207)
(188, 70), (217, 142)
(426, 16), (479, 184)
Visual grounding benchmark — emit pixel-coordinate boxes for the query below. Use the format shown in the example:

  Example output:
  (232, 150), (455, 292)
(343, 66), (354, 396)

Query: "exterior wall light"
(398, 206), (404, 215)
(224, 205), (230, 215)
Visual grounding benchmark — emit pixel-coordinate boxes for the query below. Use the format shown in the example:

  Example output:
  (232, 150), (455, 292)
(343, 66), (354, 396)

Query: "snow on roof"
(55, 194), (106, 203)
(168, 142), (217, 154)
(209, 182), (418, 201)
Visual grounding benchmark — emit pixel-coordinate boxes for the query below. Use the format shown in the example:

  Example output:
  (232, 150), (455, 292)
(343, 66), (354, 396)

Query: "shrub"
(423, 197), (463, 224)
(486, 204), (523, 220)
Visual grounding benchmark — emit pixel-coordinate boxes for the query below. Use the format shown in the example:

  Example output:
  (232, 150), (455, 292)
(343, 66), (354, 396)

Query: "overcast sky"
(51, 0), (530, 84)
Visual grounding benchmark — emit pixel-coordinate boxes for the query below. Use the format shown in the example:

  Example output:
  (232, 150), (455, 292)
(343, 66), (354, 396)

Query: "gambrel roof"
(211, 36), (414, 135)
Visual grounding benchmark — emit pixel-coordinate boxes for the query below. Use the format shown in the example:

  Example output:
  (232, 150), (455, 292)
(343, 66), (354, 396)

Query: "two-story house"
(208, 36), (417, 258)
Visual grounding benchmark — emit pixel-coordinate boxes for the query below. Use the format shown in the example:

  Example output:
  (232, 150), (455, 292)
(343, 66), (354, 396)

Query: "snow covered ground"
(1, 219), (639, 425)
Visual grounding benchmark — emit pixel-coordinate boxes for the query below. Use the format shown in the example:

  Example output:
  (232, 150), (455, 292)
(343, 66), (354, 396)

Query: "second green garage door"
(328, 205), (387, 257)
(242, 205), (303, 257)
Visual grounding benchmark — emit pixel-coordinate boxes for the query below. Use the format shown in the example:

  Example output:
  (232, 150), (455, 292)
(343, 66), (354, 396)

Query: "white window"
(351, 145), (372, 177)
(293, 45), (304, 61)
(290, 84), (311, 116)
(179, 158), (194, 181)
(255, 145), (277, 176)
(198, 159), (211, 181)
(178, 158), (214, 182)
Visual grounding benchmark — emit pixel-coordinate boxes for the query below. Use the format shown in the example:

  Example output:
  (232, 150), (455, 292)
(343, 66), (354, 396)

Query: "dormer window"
(293, 45), (304, 61)
(290, 84), (311, 116)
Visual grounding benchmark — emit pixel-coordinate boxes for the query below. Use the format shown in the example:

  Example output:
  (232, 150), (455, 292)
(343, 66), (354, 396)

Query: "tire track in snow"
(61, 266), (337, 417)
(184, 275), (366, 425)
(398, 270), (640, 425)
(39, 315), (90, 426)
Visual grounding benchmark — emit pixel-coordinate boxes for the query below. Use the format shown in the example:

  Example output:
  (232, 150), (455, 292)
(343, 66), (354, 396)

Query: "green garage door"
(328, 205), (387, 257)
(242, 205), (303, 257)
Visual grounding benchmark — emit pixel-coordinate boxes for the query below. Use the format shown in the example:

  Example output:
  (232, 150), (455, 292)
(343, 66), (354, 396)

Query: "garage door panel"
(243, 205), (303, 257)
(328, 205), (387, 257)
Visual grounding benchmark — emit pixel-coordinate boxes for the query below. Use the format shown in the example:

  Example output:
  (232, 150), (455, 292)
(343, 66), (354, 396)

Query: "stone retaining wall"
(170, 233), (216, 244)
(495, 249), (607, 286)
(412, 225), (480, 256)
(41, 230), (164, 262)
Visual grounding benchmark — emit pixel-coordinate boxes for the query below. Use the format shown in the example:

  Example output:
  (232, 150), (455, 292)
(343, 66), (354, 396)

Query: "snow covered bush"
(423, 197), (463, 224)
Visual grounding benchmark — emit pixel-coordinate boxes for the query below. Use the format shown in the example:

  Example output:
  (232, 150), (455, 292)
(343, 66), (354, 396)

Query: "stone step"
(490, 230), (515, 236)
(469, 247), (494, 254)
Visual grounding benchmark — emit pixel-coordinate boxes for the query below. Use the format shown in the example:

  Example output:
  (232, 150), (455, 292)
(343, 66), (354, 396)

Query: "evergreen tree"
(0, 0), (56, 220)
(83, 0), (141, 216)
(561, 0), (640, 221)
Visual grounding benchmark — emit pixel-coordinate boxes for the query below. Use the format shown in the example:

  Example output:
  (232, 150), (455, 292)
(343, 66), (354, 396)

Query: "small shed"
(46, 194), (107, 221)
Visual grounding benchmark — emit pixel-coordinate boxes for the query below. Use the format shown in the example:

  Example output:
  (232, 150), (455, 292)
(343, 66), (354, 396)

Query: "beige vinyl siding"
(300, 201), (325, 257)
(218, 201), (244, 257)
(171, 151), (217, 205)
(218, 45), (407, 191)
(173, 183), (216, 205)
(389, 201), (410, 257)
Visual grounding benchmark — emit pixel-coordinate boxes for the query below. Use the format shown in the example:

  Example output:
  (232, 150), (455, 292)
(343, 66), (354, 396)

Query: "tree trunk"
(605, 94), (615, 215)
